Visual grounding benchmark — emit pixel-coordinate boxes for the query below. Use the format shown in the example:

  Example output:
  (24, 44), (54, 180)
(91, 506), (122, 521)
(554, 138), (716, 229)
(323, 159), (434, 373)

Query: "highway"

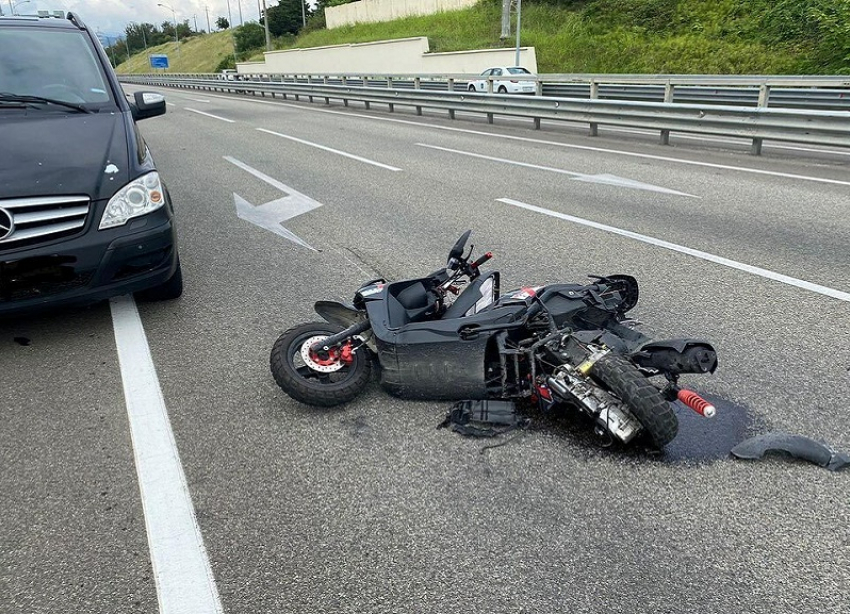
(2, 84), (849, 614)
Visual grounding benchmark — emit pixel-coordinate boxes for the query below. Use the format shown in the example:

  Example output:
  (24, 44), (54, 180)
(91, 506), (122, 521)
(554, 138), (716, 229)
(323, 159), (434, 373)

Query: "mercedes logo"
(0, 208), (14, 242)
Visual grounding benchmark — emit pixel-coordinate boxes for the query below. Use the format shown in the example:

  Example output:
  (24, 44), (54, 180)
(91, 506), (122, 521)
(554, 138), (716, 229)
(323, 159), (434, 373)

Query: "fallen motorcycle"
(270, 231), (718, 448)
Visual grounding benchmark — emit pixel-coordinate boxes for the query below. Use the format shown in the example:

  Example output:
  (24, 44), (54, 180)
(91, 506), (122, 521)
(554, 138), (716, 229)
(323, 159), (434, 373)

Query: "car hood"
(0, 111), (133, 201)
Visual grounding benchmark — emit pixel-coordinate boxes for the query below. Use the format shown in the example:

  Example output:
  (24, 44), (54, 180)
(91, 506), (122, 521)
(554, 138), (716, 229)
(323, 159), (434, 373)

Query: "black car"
(0, 12), (181, 316)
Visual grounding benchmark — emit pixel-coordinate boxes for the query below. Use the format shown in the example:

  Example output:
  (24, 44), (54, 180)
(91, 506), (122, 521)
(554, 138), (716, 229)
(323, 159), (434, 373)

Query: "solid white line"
(183, 96), (211, 103)
(256, 127), (402, 171)
(109, 295), (224, 614)
(201, 93), (847, 188)
(186, 107), (235, 123)
(497, 198), (850, 303)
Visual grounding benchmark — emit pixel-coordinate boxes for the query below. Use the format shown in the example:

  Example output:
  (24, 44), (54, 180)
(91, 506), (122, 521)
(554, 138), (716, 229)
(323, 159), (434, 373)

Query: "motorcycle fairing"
(314, 300), (363, 328)
(731, 433), (850, 471)
(364, 286), (526, 399)
(630, 339), (718, 374)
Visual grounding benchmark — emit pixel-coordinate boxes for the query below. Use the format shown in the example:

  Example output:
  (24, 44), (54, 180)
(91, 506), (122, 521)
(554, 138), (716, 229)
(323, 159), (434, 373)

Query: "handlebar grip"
(470, 252), (493, 270)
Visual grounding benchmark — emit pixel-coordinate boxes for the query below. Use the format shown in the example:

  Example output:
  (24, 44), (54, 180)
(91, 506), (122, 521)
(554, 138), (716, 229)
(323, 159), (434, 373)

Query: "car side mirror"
(130, 91), (166, 121)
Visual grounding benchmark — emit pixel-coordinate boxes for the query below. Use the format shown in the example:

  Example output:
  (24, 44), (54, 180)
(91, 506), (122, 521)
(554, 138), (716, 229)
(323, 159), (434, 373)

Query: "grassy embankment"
(117, 0), (848, 75)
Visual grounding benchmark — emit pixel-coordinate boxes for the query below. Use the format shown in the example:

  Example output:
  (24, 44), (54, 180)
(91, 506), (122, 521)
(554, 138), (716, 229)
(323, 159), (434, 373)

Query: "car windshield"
(507, 67), (532, 75)
(0, 26), (114, 109)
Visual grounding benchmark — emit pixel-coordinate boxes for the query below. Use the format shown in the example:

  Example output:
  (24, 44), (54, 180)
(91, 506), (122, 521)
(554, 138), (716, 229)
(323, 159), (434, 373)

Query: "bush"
(215, 54), (236, 71)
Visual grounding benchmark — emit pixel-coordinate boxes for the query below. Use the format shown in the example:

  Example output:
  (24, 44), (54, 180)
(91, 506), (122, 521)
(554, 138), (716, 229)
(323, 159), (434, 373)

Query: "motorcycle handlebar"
(469, 251), (493, 270)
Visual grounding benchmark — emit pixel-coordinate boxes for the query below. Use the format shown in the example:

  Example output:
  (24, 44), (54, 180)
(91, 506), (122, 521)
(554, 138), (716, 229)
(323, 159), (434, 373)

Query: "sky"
(2, 0), (270, 38)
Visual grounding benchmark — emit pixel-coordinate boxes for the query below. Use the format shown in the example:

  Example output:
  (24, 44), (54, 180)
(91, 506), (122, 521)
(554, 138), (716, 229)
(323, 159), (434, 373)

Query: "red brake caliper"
(339, 341), (355, 365)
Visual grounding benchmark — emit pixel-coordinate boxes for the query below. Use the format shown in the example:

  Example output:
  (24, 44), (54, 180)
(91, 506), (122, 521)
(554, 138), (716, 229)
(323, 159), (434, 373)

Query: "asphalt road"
(2, 85), (849, 614)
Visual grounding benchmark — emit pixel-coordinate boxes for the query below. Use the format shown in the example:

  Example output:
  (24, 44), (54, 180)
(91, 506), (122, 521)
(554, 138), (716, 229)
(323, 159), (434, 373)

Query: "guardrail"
(120, 73), (850, 155)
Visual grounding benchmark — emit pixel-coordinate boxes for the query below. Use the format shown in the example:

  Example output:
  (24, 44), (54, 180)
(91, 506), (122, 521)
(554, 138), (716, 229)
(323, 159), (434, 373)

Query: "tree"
(265, 0), (311, 37)
(234, 22), (266, 53)
(123, 22), (156, 54)
(216, 16), (229, 30)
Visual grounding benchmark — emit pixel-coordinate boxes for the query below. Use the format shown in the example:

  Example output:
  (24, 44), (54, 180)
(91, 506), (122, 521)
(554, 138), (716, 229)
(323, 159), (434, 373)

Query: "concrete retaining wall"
(238, 37), (538, 75)
(325, 0), (478, 29)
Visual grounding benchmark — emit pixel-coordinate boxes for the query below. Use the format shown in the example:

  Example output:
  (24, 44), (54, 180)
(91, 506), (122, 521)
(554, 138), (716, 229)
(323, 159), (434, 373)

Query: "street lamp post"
(262, 0), (271, 51)
(514, 0), (522, 66)
(12, 0), (31, 15)
(157, 2), (181, 58)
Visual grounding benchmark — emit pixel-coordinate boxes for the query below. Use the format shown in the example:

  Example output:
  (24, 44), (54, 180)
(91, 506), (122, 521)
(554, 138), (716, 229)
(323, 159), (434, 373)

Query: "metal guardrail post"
(752, 84), (770, 155)
(342, 76), (348, 106)
(324, 75), (330, 104)
(307, 75), (314, 103)
(414, 77), (422, 116)
(387, 77), (394, 113)
(660, 82), (674, 145)
(589, 80), (599, 136)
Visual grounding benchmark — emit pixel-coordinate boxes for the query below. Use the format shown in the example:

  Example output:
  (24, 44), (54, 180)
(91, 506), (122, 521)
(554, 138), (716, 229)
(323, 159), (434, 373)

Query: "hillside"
(116, 0), (849, 75)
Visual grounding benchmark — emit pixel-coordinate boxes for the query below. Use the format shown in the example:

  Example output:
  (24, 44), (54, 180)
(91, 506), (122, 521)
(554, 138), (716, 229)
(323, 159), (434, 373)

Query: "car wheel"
(468, 84), (476, 92)
(498, 85), (508, 94)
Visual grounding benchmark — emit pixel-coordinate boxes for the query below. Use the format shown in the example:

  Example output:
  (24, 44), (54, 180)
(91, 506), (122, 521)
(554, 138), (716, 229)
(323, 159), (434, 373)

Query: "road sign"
(150, 54), (169, 69)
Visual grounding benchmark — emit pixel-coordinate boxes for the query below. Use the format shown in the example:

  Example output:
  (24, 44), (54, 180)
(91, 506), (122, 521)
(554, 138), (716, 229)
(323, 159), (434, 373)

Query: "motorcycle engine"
(547, 367), (642, 443)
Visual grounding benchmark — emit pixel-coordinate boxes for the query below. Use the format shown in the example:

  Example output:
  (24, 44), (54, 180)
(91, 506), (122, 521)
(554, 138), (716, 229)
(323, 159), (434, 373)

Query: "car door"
(472, 69), (491, 92)
(491, 68), (505, 92)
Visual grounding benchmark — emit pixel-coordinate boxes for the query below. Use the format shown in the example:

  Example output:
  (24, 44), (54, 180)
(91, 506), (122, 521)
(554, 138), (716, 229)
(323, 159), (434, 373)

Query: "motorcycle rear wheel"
(590, 354), (678, 448)
(270, 322), (372, 407)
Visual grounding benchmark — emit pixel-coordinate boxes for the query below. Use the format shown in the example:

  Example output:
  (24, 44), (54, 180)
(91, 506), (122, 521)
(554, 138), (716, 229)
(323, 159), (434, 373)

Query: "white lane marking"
(186, 107), (235, 123)
(497, 197), (850, 303)
(256, 127), (402, 171)
(417, 143), (698, 197)
(224, 155), (322, 250)
(182, 96), (211, 103)
(109, 295), (225, 614)
(201, 93), (847, 188)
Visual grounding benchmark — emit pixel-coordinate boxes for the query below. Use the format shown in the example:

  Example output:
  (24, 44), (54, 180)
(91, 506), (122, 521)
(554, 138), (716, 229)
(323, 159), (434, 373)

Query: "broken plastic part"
(731, 432), (850, 472)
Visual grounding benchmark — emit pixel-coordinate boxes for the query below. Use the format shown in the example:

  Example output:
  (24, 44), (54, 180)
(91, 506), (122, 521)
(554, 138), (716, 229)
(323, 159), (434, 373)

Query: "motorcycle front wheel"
(590, 354), (678, 448)
(270, 322), (372, 407)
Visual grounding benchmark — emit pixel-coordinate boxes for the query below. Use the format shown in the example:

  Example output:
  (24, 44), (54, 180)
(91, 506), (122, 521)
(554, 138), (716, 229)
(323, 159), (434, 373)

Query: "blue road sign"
(150, 54), (169, 69)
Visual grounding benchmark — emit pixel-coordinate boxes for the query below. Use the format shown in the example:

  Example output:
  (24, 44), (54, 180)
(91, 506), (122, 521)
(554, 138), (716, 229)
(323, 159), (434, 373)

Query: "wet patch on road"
(663, 394), (763, 463)
(519, 394), (764, 465)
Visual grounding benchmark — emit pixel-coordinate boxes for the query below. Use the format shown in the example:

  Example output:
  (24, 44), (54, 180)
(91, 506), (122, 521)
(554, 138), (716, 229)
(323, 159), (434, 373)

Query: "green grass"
(117, 31), (236, 73)
(117, 0), (847, 75)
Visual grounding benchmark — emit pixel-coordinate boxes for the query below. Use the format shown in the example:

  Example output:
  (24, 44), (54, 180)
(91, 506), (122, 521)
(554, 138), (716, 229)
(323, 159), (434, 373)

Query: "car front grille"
(0, 195), (91, 251)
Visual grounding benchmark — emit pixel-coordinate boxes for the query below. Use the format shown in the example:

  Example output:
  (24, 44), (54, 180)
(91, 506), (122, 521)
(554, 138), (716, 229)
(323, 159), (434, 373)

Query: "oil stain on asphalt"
(525, 394), (762, 465)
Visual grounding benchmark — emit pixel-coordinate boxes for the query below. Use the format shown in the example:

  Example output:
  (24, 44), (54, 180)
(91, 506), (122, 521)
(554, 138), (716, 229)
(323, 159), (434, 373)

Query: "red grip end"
(677, 389), (716, 418)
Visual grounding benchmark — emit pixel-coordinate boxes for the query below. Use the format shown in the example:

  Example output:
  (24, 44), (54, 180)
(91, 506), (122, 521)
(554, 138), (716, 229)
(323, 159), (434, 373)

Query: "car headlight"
(99, 172), (165, 230)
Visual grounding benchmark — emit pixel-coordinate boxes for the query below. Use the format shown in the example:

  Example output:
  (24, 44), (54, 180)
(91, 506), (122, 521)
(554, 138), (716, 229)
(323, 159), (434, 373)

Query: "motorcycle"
(270, 231), (718, 448)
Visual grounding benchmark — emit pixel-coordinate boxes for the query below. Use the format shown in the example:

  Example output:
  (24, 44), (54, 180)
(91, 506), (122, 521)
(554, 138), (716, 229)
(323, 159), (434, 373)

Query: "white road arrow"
(224, 155), (322, 250)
